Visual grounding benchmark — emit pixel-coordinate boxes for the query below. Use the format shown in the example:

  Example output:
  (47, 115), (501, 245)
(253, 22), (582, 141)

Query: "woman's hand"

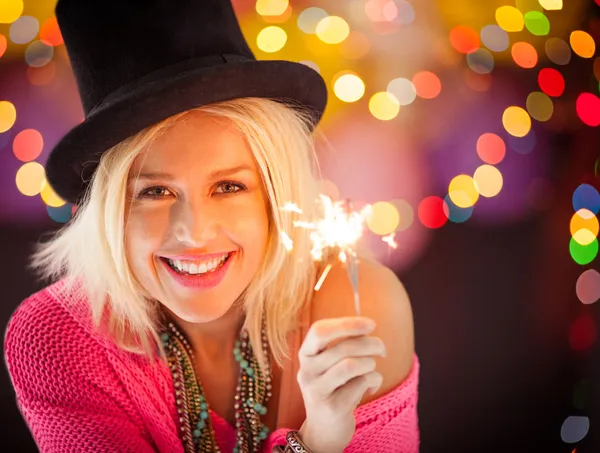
(295, 316), (387, 453)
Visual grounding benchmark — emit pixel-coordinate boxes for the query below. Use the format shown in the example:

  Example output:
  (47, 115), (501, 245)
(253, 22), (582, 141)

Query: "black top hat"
(46, 0), (328, 204)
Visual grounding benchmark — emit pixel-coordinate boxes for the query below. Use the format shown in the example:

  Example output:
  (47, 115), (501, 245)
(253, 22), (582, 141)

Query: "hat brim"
(45, 59), (328, 204)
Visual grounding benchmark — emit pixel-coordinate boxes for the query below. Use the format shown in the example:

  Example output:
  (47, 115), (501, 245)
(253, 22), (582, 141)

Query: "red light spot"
(418, 196), (448, 229)
(449, 26), (480, 54)
(0, 35), (6, 58)
(569, 314), (597, 351)
(476, 133), (506, 165)
(538, 68), (565, 97)
(13, 129), (44, 162)
(40, 17), (64, 47)
(576, 93), (600, 127)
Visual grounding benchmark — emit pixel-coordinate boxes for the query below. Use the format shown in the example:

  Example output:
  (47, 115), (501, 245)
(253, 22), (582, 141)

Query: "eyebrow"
(134, 164), (254, 181)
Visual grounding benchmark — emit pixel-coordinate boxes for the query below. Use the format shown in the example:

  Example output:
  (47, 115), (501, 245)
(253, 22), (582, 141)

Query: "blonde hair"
(29, 97), (326, 372)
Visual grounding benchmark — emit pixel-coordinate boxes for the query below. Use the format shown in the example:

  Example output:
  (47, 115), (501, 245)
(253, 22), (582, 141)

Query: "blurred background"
(1, 0), (599, 452)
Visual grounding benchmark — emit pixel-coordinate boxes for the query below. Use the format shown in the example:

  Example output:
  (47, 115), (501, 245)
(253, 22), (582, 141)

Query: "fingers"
(299, 335), (386, 377)
(330, 371), (384, 410)
(299, 317), (376, 357)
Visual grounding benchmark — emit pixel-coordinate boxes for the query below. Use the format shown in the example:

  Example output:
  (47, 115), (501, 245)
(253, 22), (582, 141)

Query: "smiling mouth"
(160, 252), (233, 276)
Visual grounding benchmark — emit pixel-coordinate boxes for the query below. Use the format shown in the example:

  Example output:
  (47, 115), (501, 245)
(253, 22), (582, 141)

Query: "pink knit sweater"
(4, 279), (420, 452)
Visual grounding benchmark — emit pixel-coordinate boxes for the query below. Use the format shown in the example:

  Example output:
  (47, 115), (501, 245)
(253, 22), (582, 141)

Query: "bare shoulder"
(311, 258), (415, 404)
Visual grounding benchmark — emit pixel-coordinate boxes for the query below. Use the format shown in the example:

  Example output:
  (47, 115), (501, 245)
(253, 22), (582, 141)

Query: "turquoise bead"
(259, 430), (267, 440)
(200, 402), (208, 410)
(193, 429), (201, 438)
(200, 411), (208, 420)
(253, 403), (261, 411)
(240, 359), (248, 369)
(247, 367), (255, 376)
(259, 406), (267, 415)
(197, 420), (206, 429)
(160, 333), (169, 342)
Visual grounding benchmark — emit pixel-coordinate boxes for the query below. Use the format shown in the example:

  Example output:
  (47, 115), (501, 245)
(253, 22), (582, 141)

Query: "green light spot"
(524, 11), (550, 36)
(570, 237), (598, 265)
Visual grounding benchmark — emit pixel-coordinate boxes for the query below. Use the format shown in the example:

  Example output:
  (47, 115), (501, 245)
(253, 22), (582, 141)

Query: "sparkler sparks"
(280, 194), (396, 315)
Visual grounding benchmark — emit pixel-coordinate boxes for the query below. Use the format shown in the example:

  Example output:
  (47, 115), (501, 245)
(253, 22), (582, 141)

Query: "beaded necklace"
(160, 320), (272, 453)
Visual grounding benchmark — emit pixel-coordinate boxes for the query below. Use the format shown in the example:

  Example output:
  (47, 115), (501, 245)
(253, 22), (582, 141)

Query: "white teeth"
(167, 253), (229, 275)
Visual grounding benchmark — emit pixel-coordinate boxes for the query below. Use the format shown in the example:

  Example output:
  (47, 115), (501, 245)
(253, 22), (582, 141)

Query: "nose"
(171, 198), (218, 246)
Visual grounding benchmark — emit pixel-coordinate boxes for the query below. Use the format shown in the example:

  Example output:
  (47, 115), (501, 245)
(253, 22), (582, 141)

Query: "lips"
(159, 251), (235, 290)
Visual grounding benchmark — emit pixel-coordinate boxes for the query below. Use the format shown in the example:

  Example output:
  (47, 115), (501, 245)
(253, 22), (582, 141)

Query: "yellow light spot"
(449, 175), (479, 208)
(570, 31), (596, 59)
(368, 92), (400, 121)
(0, 0), (23, 24)
(473, 165), (503, 198)
(256, 0), (289, 17)
(538, 0), (562, 10)
(297, 7), (328, 34)
(0, 100), (17, 133)
(333, 72), (365, 103)
(495, 6), (524, 32)
(571, 209), (599, 246)
(367, 201), (400, 235)
(316, 16), (350, 44)
(16, 161), (45, 196)
(256, 26), (287, 53)
(40, 180), (66, 207)
(502, 106), (532, 137)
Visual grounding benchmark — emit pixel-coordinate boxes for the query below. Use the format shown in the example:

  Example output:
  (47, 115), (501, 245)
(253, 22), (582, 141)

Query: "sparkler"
(281, 194), (394, 315)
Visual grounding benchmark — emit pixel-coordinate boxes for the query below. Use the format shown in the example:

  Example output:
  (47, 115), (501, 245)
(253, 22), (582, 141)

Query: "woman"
(4, 1), (419, 452)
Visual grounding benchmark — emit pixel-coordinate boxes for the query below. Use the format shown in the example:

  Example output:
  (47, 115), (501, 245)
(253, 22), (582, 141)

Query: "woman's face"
(124, 111), (270, 323)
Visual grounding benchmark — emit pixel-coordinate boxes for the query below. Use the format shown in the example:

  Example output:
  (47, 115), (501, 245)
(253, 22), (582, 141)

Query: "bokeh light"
(473, 164), (503, 197)
(27, 60), (57, 86)
(39, 17), (63, 47)
(0, 34), (7, 58)
(449, 25), (480, 54)
(477, 133), (506, 165)
(256, 26), (287, 53)
(560, 416), (590, 443)
(572, 184), (600, 215)
(9, 15), (38, 45)
(368, 92), (400, 120)
(25, 40), (54, 67)
(512, 41), (538, 68)
(0, 0), (23, 24)
(15, 161), (45, 196)
(316, 16), (350, 44)
(526, 91), (553, 122)
(570, 31), (595, 59)
(12, 128), (43, 162)
(0, 100), (17, 133)
(502, 106), (532, 137)
(418, 196), (448, 229)
(480, 25), (509, 52)
(297, 7), (328, 34)
(508, 129), (537, 154)
(495, 6), (524, 33)
(443, 195), (474, 223)
(524, 11), (550, 36)
(47, 203), (73, 223)
(387, 77), (417, 105)
(569, 237), (598, 265)
(576, 93), (600, 127)
(466, 48), (495, 74)
(449, 174), (479, 208)
(576, 269), (600, 305)
(333, 73), (365, 103)
(570, 209), (599, 246)
(390, 199), (414, 232)
(538, 68), (565, 97)
(545, 37), (571, 65)
(394, 0), (415, 25)
(40, 180), (66, 208)
(569, 315), (597, 351)
(367, 201), (400, 235)
(538, 0), (563, 10)
(256, 0), (289, 16)
(412, 71), (442, 99)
